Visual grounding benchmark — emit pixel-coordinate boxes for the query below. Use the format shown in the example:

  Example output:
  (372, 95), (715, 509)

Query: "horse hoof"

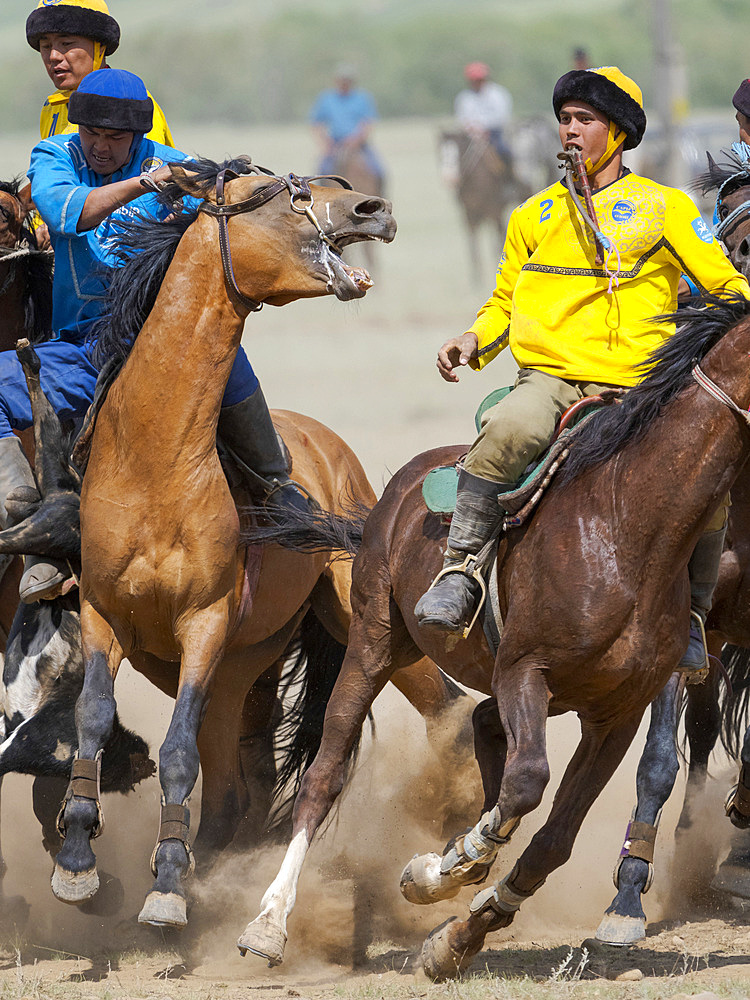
(237, 915), (287, 966)
(421, 917), (468, 981)
(138, 891), (187, 928)
(51, 864), (99, 904)
(401, 852), (488, 904)
(594, 913), (645, 946)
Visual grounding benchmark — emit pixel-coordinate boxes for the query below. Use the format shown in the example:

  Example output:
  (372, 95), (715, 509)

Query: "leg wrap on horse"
(469, 866), (540, 918)
(56, 751), (104, 840)
(612, 816), (658, 893)
(725, 762), (750, 821)
(440, 806), (520, 875)
(150, 802), (195, 878)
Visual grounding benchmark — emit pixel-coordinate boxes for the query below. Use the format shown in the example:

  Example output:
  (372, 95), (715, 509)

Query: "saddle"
(422, 386), (624, 526)
(423, 386), (624, 654)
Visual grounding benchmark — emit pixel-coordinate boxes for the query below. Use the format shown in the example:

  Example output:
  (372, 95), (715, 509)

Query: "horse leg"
(473, 697), (508, 811)
(595, 673), (682, 945)
(681, 643), (722, 824)
(422, 695), (643, 981)
(401, 662), (545, 911)
(236, 591), (411, 966)
(138, 607), (229, 929)
(233, 662), (282, 847)
(51, 604), (122, 905)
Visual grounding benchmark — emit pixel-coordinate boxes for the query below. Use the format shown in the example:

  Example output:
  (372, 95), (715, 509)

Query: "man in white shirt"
(454, 62), (513, 164)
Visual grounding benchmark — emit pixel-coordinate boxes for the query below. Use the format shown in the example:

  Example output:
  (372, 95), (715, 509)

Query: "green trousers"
(464, 368), (621, 483)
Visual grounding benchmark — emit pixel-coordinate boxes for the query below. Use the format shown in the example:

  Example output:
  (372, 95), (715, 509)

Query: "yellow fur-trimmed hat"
(26, 0), (120, 55)
(553, 66), (646, 149)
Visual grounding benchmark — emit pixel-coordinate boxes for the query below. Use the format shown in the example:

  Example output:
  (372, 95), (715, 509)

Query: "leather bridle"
(197, 165), (353, 313)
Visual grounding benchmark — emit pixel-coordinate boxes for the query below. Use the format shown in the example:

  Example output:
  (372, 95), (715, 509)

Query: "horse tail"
(265, 607), (364, 834)
(720, 643), (750, 759)
(240, 492), (371, 558)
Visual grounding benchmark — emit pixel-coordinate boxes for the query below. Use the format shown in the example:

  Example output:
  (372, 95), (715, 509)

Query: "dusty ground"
(0, 117), (748, 997)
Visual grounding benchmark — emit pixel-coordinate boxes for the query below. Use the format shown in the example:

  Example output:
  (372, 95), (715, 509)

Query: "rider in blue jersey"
(0, 68), (304, 602)
(310, 65), (384, 183)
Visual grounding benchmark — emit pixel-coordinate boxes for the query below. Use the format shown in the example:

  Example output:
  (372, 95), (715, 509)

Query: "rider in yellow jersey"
(415, 66), (750, 672)
(26, 0), (173, 146)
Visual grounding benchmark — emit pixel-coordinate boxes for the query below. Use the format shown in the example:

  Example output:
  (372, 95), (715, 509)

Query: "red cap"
(464, 62), (490, 82)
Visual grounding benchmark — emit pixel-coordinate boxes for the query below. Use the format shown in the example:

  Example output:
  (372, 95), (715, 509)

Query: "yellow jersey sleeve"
(660, 188), (749, 299)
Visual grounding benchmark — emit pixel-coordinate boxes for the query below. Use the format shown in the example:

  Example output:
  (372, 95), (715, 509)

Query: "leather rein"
(692, 363), (750, 429)
(197, 166), (353, 313)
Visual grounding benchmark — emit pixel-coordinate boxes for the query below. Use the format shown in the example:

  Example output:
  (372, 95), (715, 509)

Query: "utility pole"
(651, 0), (688, 186)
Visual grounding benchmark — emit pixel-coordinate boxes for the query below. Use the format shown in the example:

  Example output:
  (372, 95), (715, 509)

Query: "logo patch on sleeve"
(140, 157), (164, 173)
(611, 200), (636, 222)
(692, 217), (714, 243)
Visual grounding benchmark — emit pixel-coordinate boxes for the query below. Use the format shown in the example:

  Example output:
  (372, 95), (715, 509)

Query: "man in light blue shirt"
(310, 64), (384, 183)
(1, 67), (304, 603)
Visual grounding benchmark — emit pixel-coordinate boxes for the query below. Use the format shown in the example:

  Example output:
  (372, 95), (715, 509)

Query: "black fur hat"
(68, 68), (153, 133)
(26, 1), (120, 55)
(553, 67), (647, 150)
(733, 80), (750, 120)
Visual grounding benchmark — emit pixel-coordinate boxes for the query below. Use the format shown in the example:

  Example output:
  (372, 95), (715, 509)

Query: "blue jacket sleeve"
(27, 138), (90, 237)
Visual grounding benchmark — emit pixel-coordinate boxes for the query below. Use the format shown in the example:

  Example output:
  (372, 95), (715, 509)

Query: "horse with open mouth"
(0, 156), (399, 936)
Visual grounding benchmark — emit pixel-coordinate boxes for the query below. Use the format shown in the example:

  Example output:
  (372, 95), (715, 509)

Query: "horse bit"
(191, 162), (352, 313)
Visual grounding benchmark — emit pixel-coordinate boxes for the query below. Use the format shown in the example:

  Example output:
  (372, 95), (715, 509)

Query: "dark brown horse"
(439, 130), (532, 281)
(592, 154), (750, 946)
(242, 293), (750, 976)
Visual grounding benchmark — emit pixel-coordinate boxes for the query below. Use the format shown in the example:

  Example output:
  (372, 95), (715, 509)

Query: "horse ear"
(168, 164), (206, 198)
(17, 182), (33, 213)
(706, 151), (723, 182)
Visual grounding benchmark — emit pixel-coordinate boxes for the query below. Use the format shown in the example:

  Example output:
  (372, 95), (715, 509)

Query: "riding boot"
(218, 386), (309, 516)
(414, 469), (508, 634)
(678, 524), (727, 673)
(0, 436), (69, 603)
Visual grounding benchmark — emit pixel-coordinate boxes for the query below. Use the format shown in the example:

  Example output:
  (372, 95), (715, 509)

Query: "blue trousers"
(0, 340), (259, 440)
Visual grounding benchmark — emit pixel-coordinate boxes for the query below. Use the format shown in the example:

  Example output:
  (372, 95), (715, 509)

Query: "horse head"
(703, 152), (750, 280)
(169, 159), (396, 305)
(0, 180), (32, 251)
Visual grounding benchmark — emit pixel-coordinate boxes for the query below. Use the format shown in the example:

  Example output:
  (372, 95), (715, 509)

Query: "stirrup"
(681, 611), (710, 685)
(426, 554), (488, 639)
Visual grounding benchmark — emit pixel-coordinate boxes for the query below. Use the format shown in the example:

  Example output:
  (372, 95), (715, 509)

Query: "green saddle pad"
(422, 465), (459, 514)
(422, 385), (603, 516)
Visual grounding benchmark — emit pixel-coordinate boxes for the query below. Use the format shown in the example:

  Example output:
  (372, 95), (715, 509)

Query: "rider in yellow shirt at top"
(27, 0), (173, 146)
(415, 66), (750, 673)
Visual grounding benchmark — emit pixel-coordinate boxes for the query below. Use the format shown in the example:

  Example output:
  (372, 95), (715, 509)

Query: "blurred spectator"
(454, 62), (513, 165)
(572, 47), (590, 71)
(309, 64), (384, 183)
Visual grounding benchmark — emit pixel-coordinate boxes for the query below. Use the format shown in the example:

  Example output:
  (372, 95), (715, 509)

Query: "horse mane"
(558, 292), (750, 485)
(87, 156), (257, 369)
(693, 148), (750, 199)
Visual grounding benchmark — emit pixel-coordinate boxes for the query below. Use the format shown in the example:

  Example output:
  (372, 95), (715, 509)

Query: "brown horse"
(439, 130), (532, 281)
(242, 292), (750, 976)
(591, 154), (750, 945)
(7, 157), (477, 936)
